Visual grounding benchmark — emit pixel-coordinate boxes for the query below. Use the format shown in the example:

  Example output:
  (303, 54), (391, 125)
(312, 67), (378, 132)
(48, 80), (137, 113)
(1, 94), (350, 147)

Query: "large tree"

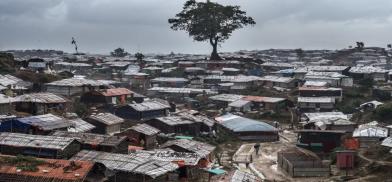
(111, 47), (128, 57)
(169, 0), (255, 60)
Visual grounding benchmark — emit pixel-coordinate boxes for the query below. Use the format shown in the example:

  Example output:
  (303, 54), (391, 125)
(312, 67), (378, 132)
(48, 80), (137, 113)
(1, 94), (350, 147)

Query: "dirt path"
(358, 151), (392, 166)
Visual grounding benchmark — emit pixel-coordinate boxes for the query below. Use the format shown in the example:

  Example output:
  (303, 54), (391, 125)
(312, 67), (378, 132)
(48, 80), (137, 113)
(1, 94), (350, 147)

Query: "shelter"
(45, 77), (109, 96)
(121, 123), (160, 149)
(3, 114), (72, 135)
(81, 88), (133, 105)
(51, 131), (128, 153)
(278, 147), (330, 177)
(86, 113), (124, 135)
(215, 113), (279, 142)
(161, 139), (215, 161)
(296, 130), (345, 153)
(14, 92), (67, 115)
(0, 132), (80, 159)
(115, 99), (170, 120)
(297, 97), (335, 112)
(353, 124), (388, 148)
(71, 150), (179, 182)
(147, 116), (201, 136)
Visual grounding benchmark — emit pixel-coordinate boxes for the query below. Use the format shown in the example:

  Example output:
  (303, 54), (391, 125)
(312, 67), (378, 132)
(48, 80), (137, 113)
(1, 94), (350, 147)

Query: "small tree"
(358, 77), (374, 88)
(373, 103), (392, 122)
(295, 48), (304, 61)
(169, 0), (255, 60)
(135, 52), (145, 67)
(111, 48), (128, 57)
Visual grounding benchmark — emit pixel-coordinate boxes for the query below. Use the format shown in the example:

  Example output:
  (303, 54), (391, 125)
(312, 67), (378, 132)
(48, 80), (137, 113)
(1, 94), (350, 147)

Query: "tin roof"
(242, 96), (286, 103)
(0, 132), (76, 150)
(128, 100), (170, 112)
(148, 87), (218, 95)
(231, 170), (261, 182)
(381, 137), (392, 148)
(15, 92), (67, 103)
(0, 94), (14, 104)
(353, 125), (388, 138)
(259, 75), (295, 83)
(46, 77), (107, 87)
(151, 77), (188, 82)
(209, 94), (244, 102)
(88, 113), (124, 125)
(204, 75), (261, 83)
(298, 97), (335, 103)
(16, 114), (72, 131)
(176, 111), (215, 127)
(304, 112), (347, 122)
(71, 150), (178, 178)
(133, 149), (201, 166)
(161, 139), (215, 158)
(67, 118), (96, 133)
(52, 131), (127, 147)
(228, 99), (251, 108)
(130, 123), (160, 136)
(0, 74), (31, 88)
(156, 116), (194, 126)
(349, 66), (387, 74)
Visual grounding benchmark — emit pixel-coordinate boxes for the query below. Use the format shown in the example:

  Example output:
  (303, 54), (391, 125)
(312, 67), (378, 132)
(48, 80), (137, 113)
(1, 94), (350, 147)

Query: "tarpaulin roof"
(215, 113), (277, 133)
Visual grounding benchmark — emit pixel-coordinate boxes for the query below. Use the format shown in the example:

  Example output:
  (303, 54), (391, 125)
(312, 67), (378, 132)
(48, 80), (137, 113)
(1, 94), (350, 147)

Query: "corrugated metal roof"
(46, 77), (107, 87)
(148, 87), (217, 95)
(242, 96), (286, 103)
(298, 97), (335, 103)
(71, 150), (178, 178)
(15, 92), (67, 103)
(88, 113), (124, 125)
(128, 100), (170, 112)
(52, 131), (127, 147)
(0, 132), (75, 150)
(67, 118), (95, 133)
(161, 139), (215, 158)
(156, 116), (194, 126)
(209, 94), (244, 102)
(16, 114), (72, 131)
(381, 137), (392, 148)
(134, 149), (201, 166)
(231, 170), (261, 182)
(151, 77), (188, 82)
(353, 125), (388, 138)
(259, 75), (295, 83)
(130, 123), (160, 136)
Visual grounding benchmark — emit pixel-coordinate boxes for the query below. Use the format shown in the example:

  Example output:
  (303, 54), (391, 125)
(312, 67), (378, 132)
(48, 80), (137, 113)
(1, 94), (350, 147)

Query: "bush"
(373, 103), (392, 122)
(358, 78), (374, 88)
(72, 99), (88, 117)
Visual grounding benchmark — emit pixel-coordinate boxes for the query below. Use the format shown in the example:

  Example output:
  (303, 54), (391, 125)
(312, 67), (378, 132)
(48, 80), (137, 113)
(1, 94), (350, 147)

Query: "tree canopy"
(135, 52), (145, 67)
(135, 52), (144, 61)
(111, 47), (128, 57)
(169, 0), (255, 60)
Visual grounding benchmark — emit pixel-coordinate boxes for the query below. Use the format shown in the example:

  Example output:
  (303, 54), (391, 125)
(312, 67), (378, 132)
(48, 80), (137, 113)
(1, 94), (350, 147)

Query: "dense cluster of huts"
(1, 47), (392, 181)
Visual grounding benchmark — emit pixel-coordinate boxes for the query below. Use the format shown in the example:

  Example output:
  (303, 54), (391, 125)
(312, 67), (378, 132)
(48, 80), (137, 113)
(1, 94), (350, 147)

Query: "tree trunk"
(209, 37), (222, 60)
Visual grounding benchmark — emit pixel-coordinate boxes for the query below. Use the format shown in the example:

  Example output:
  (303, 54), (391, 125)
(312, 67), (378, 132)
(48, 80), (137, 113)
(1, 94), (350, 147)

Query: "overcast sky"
(1, 0), (392, 54)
